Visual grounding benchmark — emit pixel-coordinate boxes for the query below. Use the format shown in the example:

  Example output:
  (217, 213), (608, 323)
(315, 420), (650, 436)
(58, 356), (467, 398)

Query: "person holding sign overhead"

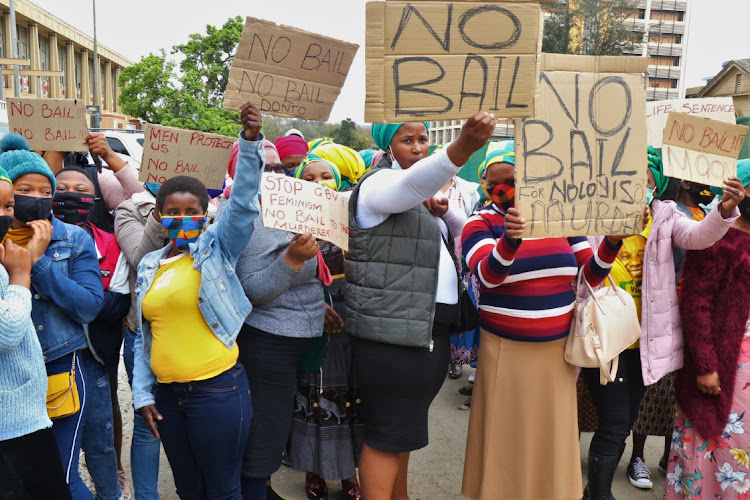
(130, 103), (265, 500)
(1, 134), (104, 500)
(344, 114), (494, 500)
(581, 149), (744, 500)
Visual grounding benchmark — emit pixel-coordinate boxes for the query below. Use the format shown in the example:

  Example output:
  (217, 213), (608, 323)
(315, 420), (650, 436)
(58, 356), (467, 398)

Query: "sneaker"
(627, 457), (653, 489)
(468, 372), (476, 383)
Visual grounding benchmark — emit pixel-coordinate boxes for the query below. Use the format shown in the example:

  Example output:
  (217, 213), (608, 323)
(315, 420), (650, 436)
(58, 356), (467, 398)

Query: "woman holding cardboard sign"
(131, 103), (265, 500)
(344, 113), (495, 500)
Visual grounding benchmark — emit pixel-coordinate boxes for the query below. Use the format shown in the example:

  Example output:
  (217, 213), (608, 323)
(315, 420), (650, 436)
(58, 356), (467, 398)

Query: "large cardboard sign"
(646, 97), (735, 148)
(515, 54), (649, 238)
(365, 1), (542, 123)
(261, 173), (351, 250)
(139, 124), (234, 189)
(223, 17), (359, 121)
(7, 98), (88, 151)
(662, 112), (748, 188)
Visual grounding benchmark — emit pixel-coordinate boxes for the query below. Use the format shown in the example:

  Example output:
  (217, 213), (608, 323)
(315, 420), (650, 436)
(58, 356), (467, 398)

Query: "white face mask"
(387, 148), (402, 170)
(646, 187), (655, 205)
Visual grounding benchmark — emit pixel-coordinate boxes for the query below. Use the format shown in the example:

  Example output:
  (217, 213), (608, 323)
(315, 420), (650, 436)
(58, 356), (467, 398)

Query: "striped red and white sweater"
(461, 204), (621, 342)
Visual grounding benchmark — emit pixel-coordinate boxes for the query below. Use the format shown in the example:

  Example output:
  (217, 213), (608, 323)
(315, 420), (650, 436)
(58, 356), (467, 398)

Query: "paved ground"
(97, 364), (669, 499)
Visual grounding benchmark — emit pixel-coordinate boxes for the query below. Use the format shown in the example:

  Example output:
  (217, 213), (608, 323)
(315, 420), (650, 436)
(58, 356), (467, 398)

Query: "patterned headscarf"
(478, 140), (515, 180)
(647, 146), (669, 197)
(308, 143), (366, 186)
(308, 137), (334, 153)
(294, 157), (343, 191)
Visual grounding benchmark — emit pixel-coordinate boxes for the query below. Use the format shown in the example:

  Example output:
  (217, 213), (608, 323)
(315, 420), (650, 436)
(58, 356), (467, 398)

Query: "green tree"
(543, 0), (640, 56)
(118, 52), (177, 124)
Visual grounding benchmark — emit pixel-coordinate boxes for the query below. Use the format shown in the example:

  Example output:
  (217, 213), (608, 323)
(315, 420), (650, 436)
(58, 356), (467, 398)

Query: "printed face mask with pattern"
(160, 214), (207, 251)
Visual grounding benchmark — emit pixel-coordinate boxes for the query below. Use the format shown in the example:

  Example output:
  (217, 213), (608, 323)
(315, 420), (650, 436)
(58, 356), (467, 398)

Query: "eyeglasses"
(265, 163), (287, 174)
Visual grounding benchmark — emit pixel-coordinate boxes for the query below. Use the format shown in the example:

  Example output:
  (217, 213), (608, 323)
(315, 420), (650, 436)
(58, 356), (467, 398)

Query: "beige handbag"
(565, 269), (641, 385)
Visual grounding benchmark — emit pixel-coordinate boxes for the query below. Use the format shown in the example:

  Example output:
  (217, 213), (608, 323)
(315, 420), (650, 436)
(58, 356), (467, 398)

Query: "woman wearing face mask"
(663, 158), (750, 499)
(290, 152), (365, 500)
(0, 134), (104, 500)
(53, 167), (130, 500)
(580, 148), (744, 500)
(625, 172), (717, 490)
(130, 103), (264, 500)
(0, 165), (73, 500)
(345, 115), (495, 500)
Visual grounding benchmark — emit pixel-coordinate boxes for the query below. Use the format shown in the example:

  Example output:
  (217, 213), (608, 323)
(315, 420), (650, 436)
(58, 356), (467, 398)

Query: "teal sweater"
(0, 265), (51, 441)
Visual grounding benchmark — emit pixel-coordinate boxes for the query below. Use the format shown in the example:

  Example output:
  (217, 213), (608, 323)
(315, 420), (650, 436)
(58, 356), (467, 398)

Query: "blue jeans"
(47, 351), (94, 500)
(155, 363), (253, 500)
(81, 349), (122, 500)
(124, 327), (161, 500)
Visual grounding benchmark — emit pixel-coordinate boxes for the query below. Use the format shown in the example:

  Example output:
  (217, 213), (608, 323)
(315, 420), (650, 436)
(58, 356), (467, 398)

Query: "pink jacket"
(639, 199), (738, 385)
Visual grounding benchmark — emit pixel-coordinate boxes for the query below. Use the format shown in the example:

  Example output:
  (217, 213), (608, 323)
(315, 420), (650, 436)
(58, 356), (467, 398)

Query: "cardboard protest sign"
(223, 17), (359, 121)
(261, 172), (351, 250)
(646, 97), (735, 148)
(139, 124), (234, 189)
(365, 1), (543, 123)
(515, 54), (649, 238)
(7, 98), (88, 151)
(662, 112), (748, 188)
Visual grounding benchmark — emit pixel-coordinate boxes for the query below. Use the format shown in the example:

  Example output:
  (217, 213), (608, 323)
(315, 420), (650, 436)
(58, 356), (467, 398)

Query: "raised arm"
(669, 199), (739, 251)
(214, 103), (264, 263)
(462, 212), (522, 288)
(86, 132), (144, 211)
(569, 236), (621, 287)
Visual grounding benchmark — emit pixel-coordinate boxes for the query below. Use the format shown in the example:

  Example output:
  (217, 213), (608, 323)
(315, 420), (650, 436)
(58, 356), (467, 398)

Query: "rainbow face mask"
(160, 215), (207, 251)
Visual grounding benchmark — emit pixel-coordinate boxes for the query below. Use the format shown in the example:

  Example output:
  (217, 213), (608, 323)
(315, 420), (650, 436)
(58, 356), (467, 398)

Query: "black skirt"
(350, 304), (456, 453)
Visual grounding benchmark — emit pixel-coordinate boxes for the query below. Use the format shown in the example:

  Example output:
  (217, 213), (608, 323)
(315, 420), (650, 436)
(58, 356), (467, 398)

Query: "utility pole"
(91, 0), (101, 127)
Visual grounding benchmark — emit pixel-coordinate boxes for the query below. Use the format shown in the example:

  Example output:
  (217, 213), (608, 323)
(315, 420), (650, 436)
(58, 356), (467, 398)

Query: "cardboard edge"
(365, 1), (386, 123)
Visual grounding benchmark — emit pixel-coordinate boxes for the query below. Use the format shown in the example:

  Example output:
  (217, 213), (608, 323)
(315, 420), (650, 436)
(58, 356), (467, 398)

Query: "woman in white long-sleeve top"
(344, 114), (496, 500)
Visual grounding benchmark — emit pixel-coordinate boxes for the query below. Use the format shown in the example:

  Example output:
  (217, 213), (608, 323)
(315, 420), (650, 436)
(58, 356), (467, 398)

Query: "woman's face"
(0, 182), (14, 219)
(160, 192), (204, 218)
(646, 169), (656, 190)
(13, 173), (53, 198)
(281, 154), (305, 171)
(389, 122), (429, 169)
(300, 161), (334, 183)
(55, 170), (95, 195)
(485, 162), (515, 194)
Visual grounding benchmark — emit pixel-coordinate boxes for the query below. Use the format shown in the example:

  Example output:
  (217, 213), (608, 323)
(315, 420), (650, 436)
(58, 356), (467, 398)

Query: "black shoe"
(584, 453), (618, 500)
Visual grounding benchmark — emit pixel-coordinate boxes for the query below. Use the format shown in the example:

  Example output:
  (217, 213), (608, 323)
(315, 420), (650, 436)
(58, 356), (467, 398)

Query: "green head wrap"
(647, 146), (669, 197)
(370, 122), (430, 152)
(737, 159), (750, 188)
(295, 157), (344, 192)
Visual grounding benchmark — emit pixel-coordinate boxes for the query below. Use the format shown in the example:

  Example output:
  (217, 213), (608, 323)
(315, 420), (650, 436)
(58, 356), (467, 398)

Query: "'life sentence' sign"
(365, 0), (543, 122)
(7, 97), (88, 151)
(662, 112), (748, 188)
(223, 17), (359, 121)
(139, 124), (234, 189)
(261, 173), (351, 251)
(646, 97), (736, 148)
(515, 54), (649, 238)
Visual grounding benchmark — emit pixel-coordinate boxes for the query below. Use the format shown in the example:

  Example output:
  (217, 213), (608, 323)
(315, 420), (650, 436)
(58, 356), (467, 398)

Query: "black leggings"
(0, 427), (72, 500)
(583, 348), (647, 460)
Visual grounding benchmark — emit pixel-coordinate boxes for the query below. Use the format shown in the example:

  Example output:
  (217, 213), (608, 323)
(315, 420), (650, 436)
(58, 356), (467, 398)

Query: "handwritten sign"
(515, 54), (649, 238)
(223, 17), (359, 121)
(365, 1), (542, 122)
(261, 172), (351, 250)
(7, 98), (88, 151)
(646, 97), (735, 148)
(139, 124), (234, 189)
(662, 112), (748, 188)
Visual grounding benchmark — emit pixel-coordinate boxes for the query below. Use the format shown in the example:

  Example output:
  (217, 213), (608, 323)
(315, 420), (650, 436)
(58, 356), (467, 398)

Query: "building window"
(74, 52), (82, 97)
(16, 25), (28, 60)
(39, 35), (49, 70)
(649, 78), (677, 89)
(650, 56), (680, 67)
(0, 18), (4, 58)
(88, 58), (95, 98)
(737, 74), (743, 94)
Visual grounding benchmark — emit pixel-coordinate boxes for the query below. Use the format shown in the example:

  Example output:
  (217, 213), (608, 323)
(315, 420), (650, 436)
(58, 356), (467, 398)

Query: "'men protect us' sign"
(139, 124), (234, 189)
(223, 17), (359, 121)
(515, 54), (649, 238)
(365, 0), (543, 122)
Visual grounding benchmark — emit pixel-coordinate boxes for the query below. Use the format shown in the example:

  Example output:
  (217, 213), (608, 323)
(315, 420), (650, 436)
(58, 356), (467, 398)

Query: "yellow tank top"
(141, 253), (238, 383)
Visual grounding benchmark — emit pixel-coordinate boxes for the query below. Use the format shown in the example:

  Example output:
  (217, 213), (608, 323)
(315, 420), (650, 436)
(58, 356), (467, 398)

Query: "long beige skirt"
(462, 330), (583, 500)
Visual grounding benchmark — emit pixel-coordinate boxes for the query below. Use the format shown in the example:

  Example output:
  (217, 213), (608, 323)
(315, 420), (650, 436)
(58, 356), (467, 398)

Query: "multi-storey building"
(0, 0), (133, 128)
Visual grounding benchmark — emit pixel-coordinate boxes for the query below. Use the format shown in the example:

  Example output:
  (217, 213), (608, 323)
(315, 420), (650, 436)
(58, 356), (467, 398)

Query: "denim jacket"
(132, 132), (264, 409)
(30, 217), (104, 362)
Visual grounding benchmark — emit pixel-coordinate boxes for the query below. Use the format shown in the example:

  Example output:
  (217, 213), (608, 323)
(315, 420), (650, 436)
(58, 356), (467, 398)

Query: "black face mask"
(52, 191), (95, 226)
(14, 194), (52, 223)
(688, 183), (715, 206)
(739, 197), (750, 222)
(0, 215), (13, 241)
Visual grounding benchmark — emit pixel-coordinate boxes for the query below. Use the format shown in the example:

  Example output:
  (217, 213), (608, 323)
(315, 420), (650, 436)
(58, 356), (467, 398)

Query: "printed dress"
(665, 320), (750, 499)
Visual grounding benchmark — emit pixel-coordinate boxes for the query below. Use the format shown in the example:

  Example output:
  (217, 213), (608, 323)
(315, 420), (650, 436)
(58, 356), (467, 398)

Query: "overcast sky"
(28, 0), (750, 124)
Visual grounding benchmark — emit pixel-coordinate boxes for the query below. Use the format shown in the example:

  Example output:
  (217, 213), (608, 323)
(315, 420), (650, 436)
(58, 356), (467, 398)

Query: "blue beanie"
(0, 134), (56, 191)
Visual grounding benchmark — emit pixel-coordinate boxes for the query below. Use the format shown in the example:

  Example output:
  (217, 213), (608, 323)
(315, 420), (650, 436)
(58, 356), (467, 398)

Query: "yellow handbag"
(46, 353), (81, 420)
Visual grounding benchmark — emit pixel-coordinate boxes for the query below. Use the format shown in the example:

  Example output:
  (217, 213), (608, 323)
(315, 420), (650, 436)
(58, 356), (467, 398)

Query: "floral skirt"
(665, 331), (750, 499)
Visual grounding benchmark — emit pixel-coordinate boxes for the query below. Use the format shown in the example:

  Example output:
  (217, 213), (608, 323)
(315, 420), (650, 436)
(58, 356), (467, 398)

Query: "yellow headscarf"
(308, 143), (367, 185)
(308, 137), (335, 153)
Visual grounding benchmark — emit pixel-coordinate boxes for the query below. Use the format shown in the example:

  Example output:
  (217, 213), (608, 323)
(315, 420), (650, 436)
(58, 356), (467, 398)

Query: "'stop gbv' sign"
(366, 0), (543, 123)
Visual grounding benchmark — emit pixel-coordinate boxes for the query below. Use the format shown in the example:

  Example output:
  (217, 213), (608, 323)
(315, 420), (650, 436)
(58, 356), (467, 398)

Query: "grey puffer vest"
(343, 168), (441, 349)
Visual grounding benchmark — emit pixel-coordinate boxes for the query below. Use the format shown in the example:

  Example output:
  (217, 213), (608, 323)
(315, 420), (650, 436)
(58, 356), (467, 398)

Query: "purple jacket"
(639, 200), (738, 385)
